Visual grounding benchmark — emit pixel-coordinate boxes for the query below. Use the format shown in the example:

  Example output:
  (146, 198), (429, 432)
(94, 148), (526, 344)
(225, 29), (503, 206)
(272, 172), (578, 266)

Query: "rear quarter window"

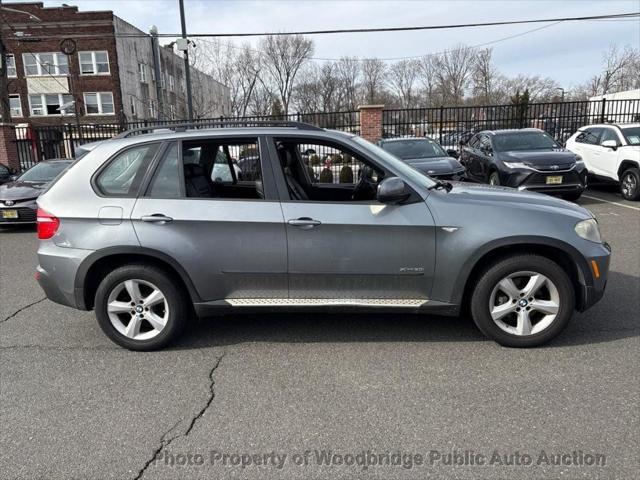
(95, 143), (160, 197)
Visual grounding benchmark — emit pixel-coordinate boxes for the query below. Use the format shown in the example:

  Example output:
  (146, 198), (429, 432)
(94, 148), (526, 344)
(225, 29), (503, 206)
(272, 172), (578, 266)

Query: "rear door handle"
(141, 214), (173, 223)
(288, 217), (321, 228)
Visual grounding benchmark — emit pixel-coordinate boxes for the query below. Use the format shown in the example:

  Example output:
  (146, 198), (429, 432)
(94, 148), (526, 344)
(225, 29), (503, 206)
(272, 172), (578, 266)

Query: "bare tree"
(471, 48), (505, 105)
(388, 59), (419, 107)
(417, 55), (438, 106)
(259, 34), (314, 113)
(583, 44), (640, 96)
(361, 58), (387, 104)
(335, 56), (361, 110)
(504, 74), (560, 102)
(431, 44), (475, 105)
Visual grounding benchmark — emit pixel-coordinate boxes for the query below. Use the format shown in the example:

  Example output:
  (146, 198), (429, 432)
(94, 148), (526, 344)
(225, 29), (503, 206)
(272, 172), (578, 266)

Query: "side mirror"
(601, 139), (618, 150)
(9, 175), (18, 181)
(377, 176), (410, 204)
(446, 149), (459, 159)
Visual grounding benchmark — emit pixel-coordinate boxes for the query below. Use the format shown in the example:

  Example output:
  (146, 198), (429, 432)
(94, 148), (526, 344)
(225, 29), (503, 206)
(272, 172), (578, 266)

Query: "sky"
(6, 0), (640, 88)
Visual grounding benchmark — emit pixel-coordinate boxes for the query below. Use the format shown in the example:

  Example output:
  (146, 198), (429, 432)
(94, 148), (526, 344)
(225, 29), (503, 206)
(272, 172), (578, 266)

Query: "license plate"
(1, 209), (18, 219)
(546, 176), (563, 185)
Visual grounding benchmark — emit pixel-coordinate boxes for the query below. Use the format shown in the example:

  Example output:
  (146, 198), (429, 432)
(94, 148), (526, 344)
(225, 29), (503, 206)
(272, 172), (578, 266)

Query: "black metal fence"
(13, 110), (360, 170)
(12, 98), (640, 170)
(383, 98), (640, 146)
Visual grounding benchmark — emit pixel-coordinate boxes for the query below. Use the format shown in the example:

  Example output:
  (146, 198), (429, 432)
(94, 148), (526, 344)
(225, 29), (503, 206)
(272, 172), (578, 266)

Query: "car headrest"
(184, 163), (206, 179)
(276, 144), (294, 169)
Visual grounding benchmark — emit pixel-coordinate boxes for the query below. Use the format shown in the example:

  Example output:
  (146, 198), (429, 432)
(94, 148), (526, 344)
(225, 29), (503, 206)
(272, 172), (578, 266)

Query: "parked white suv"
(566, 123), (640, 200)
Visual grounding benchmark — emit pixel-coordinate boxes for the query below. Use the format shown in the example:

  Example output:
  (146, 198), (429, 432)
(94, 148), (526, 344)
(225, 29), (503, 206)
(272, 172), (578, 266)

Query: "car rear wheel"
(470, 255), (574, 347)
(620, 167), (640, 201)
(95, 264), (189, 351)
(488, 171), (500, 186)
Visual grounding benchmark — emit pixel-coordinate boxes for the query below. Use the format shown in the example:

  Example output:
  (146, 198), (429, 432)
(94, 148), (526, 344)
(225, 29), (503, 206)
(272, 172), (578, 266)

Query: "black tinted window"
(576, 128), (602, 145)
(148, 143), (181, 198)
(381, 139), (446, 160)
(96, 143), (159, 196)
(493, 132), (558, 151)
(19, 161), (72, 182)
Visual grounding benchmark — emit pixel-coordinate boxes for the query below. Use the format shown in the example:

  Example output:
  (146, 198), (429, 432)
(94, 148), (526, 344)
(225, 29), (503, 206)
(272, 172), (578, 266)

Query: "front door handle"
(141, 214), (173, 223)
(288, 217), (321, 229)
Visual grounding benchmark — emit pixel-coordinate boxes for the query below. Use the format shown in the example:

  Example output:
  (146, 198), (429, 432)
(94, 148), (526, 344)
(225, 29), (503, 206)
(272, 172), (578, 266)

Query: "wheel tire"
(488, 170), (500, 186)
(470, 255), (574, 348)
(620, 167), (640, 201)
(95, 264), (189, 351)
(562, 191), (583, 202)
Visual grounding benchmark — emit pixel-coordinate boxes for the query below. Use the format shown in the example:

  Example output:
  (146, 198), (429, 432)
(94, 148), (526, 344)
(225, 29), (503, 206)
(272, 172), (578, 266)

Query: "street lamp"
(555, 87), (565, 103)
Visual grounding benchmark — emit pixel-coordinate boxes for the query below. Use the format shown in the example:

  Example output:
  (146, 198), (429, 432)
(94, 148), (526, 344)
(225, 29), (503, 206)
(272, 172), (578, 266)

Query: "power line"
(206, 20), (563, 63)
(3, 11), (639, 39)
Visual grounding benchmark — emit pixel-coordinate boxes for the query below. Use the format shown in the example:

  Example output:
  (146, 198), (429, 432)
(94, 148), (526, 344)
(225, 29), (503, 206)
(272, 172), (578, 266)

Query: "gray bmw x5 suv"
(36, 121), (610, 350)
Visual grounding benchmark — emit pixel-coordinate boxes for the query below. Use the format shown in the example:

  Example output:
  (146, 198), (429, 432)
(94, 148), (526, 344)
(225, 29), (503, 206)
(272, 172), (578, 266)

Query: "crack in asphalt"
(0, 298), (47, 324)
(133, 353), (225, 480)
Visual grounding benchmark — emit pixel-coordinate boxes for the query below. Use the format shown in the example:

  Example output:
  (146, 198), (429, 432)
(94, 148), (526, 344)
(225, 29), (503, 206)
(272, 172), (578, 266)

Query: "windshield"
(381, 139), (447, 160)
(354, 137), (436, 189)
(18, 161), (72, 182)
(493, 132), (559, 152)
(620, 126), (640, 145)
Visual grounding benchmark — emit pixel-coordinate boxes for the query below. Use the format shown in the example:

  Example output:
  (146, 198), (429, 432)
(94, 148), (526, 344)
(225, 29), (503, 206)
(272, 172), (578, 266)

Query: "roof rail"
(114, 119), (324, 138)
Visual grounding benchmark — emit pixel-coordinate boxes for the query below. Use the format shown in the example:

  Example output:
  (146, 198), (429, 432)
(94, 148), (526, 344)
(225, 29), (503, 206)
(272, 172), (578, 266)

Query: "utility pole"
(149, 26), (164, 120)
(178, 0), (194, 121)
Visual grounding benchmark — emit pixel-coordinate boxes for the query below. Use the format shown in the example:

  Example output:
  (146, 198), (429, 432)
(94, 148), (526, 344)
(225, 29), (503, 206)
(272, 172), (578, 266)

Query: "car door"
(461, 134), (482, 180)
(269, 136), (436, 303)
(477, 134), (494, 181)
(130, 138), (288, 303)
(575, 127), (605, 176)
(597, 127), (623, 179)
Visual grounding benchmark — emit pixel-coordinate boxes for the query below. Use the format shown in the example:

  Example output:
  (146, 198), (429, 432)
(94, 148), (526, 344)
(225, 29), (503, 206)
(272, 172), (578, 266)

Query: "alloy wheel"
(621, 173), (637, 197)
(106, 279), (169, 341)
(489, 271), (560, 336)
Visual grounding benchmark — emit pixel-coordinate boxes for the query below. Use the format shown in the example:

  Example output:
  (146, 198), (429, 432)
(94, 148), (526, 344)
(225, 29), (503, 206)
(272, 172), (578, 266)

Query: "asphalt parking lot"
(1, 185), (638, 480)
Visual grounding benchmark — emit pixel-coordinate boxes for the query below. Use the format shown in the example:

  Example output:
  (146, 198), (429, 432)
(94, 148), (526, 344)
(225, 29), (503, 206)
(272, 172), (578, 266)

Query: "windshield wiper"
(427, 179), (453, 192)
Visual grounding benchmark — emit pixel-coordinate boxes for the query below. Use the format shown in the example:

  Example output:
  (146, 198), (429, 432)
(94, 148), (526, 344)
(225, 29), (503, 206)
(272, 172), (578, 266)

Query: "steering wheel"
(351, 165), (377, 201)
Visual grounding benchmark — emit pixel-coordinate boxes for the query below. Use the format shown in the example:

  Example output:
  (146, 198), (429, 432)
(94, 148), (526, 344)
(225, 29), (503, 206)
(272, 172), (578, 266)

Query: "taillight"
(37, 208), (60, 240)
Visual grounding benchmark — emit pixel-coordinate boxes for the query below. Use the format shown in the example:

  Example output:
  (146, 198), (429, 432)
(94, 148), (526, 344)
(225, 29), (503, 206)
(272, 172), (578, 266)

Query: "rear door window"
(147, 143), (182, 198)
(95, 143), (160, 196)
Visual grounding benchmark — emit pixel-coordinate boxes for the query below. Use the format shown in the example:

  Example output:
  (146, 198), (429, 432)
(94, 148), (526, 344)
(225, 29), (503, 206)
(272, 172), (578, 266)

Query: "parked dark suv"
(460, 129), (588, 201)
(36, 121), (610, 351)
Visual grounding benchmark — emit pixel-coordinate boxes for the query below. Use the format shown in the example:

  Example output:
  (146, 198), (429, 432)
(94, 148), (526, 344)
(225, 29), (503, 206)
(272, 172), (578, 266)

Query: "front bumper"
(506, 167), (588, 195)
(577, 242), (611, 312)
(0, 203), (37, 224)
(429, 169), (466, 181)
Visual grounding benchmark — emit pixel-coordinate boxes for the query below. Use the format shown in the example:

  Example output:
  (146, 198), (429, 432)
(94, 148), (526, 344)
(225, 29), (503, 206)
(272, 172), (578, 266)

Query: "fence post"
(438, 106), (444, 144)
(65, 123), (75, 159)
(358, 104), (384, 143)
(0, 123), (20, 172)
(600, 97), (606, 123)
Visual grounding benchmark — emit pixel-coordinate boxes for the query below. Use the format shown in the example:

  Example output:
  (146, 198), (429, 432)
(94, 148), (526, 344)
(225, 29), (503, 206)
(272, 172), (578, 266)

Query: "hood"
(498, 149), (578, 168)
(0, 180), (47, 201)
(405, 156), (464, 174)
(445, 181), (592, 219)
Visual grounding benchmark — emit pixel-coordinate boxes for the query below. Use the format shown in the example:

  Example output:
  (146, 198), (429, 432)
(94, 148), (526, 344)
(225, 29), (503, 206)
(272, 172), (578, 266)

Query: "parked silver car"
(36, 122), (610, 350)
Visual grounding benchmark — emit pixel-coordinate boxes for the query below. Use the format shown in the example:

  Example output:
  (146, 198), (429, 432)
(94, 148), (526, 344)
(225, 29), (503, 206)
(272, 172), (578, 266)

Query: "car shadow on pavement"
(0, 225), (37, 234)
(171, 271), (638, 350)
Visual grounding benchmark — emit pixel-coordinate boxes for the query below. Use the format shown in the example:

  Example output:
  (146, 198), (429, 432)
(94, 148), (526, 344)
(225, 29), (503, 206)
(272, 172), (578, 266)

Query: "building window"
(169, 74), (175, 91)
(161, 72), (166, 89)
(6, 54), (17, 77)
(29, 93), (73, 116)
(130, 98), (137, 116)
(169, 104), (175, 119)
(23, 53), (69, 76)
(138, 63), (147, 83)
(149, 102), (157, 118)
(84, 92), (115, 115)
(79, 51), (110, 75)
(9, 95), (22, 117)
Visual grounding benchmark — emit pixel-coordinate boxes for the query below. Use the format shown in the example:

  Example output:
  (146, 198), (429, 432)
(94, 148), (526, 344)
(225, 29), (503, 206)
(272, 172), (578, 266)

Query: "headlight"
(575, 219), (602, 243)
(503, 161), (533, 170)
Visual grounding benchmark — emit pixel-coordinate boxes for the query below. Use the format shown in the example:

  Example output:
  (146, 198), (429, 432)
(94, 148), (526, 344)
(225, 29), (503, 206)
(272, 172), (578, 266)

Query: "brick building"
(1, 2), (230, 127)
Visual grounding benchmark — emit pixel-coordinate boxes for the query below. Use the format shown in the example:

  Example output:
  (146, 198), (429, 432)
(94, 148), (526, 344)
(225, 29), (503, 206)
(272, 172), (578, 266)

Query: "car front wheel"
(470, 255), (574, 347)
(95, 264), (189, 351)
(620, 167), (640, 201)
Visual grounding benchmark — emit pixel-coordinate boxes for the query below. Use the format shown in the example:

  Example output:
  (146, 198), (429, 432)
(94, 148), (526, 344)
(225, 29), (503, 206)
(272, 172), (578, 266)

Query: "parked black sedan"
(0, 159), (73, 225)
(377, 137), (466, 180)
(460, 128), (587, 201)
